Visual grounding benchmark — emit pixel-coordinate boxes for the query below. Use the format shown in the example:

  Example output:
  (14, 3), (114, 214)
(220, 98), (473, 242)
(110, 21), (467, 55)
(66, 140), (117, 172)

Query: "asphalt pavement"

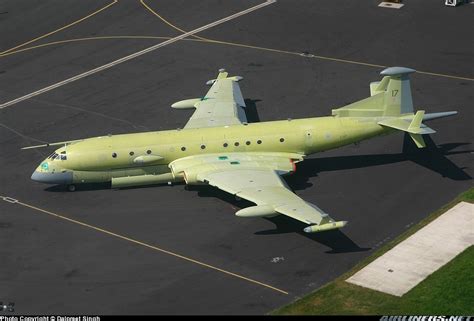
(0, 0), (472, 315)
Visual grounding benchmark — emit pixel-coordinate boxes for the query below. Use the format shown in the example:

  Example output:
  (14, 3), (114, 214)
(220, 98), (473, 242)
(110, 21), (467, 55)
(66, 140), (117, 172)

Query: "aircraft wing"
(173, 69), (247, 129)
(169, 152), (347, 233)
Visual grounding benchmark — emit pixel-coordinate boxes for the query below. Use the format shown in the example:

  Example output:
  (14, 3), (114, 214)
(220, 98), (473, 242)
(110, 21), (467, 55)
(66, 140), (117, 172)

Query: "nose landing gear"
(67, 184), (76, 192)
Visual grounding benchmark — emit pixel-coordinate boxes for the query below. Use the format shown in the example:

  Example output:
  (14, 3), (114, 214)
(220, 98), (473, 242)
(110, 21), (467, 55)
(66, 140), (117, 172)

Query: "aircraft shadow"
(184, 134), (471, 251)
(244, 98), (261, 123)
(45, 182), (111, 192)
(285, 135), (472, 191)
(189, 185), (369, 253)
(256, 215), (371, 254)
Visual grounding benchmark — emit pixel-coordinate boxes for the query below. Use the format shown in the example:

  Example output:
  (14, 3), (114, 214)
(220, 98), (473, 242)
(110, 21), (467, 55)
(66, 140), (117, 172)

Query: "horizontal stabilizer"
(401, 111), (458, 122)
(378, 111), (436, 135)
(378, 110), (442, 149)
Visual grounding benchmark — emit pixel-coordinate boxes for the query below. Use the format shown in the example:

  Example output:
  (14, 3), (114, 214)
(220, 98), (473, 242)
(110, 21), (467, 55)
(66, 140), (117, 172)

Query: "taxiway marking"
(139, 1), (474, 82)
(140, 0), (208, 41)
(0, 0), (118, 55)
(2, 35), (471, 83)
(0, 195), (289, 295)
(0, 0), (275, 109)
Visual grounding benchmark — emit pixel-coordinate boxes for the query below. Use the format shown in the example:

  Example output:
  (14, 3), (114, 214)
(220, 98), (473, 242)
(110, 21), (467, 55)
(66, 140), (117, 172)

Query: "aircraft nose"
(31, 170), (73, 185)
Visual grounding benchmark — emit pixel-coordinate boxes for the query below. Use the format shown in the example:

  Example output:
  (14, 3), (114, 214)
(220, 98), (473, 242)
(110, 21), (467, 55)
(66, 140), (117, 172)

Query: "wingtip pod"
(303, 221), (348, 233)
(206, 69), (243, 86)
(171, 98), (201, 109)
(236, 205), (277, 218)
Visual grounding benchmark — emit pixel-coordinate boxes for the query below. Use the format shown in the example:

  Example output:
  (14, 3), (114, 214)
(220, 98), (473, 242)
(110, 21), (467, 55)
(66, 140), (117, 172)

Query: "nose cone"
(31, 170), (73, 185)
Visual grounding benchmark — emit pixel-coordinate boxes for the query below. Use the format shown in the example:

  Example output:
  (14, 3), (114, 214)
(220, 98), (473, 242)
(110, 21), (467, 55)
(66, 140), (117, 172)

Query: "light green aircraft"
(25, 67), (457, 233)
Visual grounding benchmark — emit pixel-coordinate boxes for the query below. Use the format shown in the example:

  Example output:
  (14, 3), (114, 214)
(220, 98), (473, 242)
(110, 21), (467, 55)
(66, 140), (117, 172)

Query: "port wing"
(182, 69), (247, 129)
(169, 152), (346, 233)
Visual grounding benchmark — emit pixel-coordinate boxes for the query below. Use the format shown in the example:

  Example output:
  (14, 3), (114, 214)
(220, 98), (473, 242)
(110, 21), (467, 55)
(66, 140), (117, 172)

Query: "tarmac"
(0, 0), (473, 315)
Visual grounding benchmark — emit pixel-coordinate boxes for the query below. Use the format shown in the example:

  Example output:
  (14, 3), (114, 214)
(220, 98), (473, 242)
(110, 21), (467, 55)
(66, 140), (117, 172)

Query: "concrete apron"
(346, 201), (474, 296)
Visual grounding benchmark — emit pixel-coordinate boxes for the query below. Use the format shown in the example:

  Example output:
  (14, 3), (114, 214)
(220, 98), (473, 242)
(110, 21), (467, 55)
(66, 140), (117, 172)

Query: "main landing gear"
(67, 184), (76, 192)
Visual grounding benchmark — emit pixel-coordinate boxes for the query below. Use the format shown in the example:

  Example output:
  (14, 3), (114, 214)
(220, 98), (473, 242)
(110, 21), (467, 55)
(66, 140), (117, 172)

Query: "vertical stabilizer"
(332, 66), (417, 118)
(380, 67), (416, 116)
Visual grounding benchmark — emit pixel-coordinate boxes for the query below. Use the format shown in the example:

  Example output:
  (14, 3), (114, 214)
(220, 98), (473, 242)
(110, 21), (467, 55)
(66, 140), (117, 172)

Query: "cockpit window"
(47, 152), (67, 161)
(48, 152), (58, 159)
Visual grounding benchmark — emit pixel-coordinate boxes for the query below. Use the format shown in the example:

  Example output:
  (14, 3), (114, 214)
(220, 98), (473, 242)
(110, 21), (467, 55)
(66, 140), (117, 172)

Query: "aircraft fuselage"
(31, 116), (388, 187)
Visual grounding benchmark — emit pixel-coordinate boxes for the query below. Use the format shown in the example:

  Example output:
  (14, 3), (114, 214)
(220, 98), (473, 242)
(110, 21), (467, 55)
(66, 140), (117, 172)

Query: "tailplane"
(378, 110), (435, 148)
(332, 67), (458, 148)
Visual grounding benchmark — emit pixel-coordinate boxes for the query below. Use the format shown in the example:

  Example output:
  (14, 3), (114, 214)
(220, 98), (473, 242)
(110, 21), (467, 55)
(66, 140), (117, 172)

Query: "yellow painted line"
(0, 0), (276, 109)
(203, 38), (301, 56)
(177, 36), (474, 82)
(310, 54), (386, 69)
(0, 36), (171, 58)
(140, 0), (208, 41)
(2, 35), (473, 82)
(414, 70), (474, 82)
(0, 0), (118, 55)
(139, 0), (473, 82)
(0, 195), (288, 295)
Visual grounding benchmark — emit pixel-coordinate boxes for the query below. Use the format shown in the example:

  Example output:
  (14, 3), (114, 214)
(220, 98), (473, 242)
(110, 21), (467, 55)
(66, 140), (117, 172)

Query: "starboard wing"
(169, 152), (347, 233)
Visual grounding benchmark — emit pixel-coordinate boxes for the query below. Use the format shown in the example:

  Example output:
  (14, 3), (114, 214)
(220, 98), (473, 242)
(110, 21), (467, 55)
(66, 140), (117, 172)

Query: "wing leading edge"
(169, 152), (347, 233)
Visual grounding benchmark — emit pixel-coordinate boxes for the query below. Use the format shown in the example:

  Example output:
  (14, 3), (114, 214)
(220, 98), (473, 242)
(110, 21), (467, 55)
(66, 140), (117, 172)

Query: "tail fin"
(332, 66), (416, 117)
(379, 67), (416, 116)
(332, 66), (458, 148)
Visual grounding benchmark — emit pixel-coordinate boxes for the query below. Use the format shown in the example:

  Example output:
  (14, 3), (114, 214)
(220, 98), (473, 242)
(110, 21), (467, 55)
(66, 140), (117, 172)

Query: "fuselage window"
(60, 155), (67, 160)
(146, 150), (152, 154)
(129, 151), (134, 156)
(223, 143), (228, 148)
(280, 138), (285, 143)
(201, 145), (206, 149)
(246, 141), (251, 145)
(112, 152), (117, 158)
(181, 147), (186, 151)
(257, 140), (262, 144)
(234, 142), (239, 146)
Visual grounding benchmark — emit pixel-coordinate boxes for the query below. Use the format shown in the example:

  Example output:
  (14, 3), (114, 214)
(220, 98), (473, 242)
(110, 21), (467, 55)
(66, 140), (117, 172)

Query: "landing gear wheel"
(67, 184), (76, 192)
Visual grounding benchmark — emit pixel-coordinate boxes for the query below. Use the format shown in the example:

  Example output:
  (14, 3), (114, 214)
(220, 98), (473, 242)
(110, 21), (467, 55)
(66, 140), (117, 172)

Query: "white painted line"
(378, 2), (404, 9)
(0, 0), (276, 109)
(346, 202), (474, 296)
(1, 196), (18, 203)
